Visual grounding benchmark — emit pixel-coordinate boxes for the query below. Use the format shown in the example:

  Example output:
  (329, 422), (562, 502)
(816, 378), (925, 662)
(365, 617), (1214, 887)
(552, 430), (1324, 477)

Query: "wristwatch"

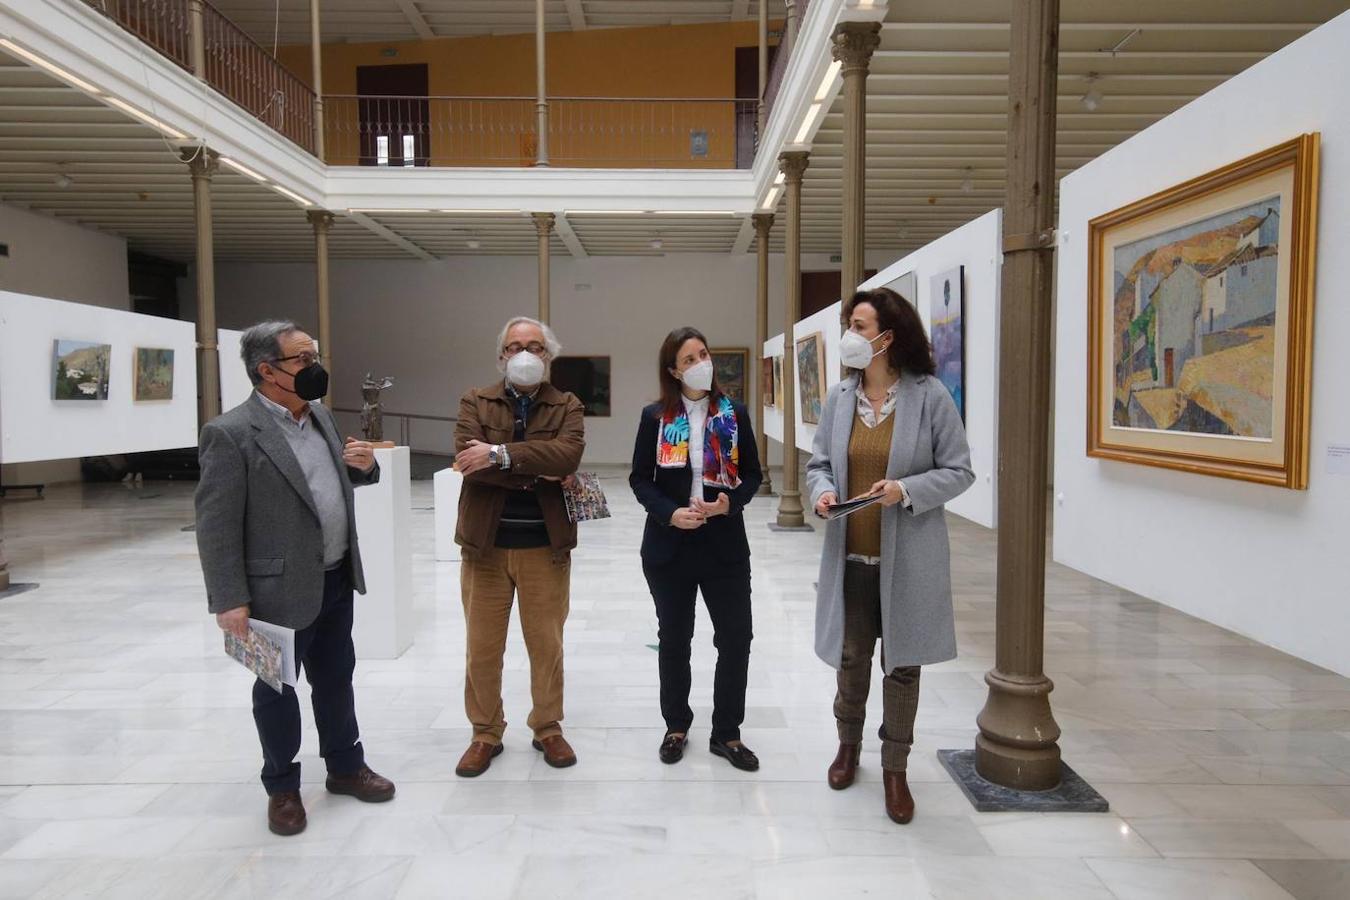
(488, 444), (501, 467)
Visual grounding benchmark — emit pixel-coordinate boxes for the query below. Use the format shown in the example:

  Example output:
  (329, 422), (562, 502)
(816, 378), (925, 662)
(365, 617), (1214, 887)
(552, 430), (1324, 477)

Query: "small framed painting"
(711, 347), (750, 405)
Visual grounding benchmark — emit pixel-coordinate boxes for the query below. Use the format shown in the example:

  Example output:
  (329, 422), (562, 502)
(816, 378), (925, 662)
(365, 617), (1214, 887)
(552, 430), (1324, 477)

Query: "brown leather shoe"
(326, 765), (395, 802)
(455, 741), (504, 777)
(532, 734), (578, 768)
(267, 791), (307, 836)
(883, 770), (915, 824)
(828, 743), (860, 790)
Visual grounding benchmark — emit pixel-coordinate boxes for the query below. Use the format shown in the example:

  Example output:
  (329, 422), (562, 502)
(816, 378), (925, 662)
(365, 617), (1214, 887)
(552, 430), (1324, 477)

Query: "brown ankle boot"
(883, 770), (914, 824)
(827, 743), (860, 790)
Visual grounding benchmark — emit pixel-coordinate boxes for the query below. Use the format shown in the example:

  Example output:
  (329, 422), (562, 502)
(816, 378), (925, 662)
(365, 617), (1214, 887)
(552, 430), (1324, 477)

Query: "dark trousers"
(835, 560), (922, 771)
(643, 536), (753, 743)
(252, 565), (365, 795)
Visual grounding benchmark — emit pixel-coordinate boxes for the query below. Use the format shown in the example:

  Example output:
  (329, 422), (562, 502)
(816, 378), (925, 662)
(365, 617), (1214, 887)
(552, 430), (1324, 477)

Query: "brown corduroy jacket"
(454, 380), (586, 561)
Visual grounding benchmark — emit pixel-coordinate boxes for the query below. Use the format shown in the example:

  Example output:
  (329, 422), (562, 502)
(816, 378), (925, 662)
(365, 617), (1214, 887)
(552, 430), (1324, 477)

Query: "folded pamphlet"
(824, 491), (886, 520)
(563, 472), (611, 523)
(224, 619), (296, 694)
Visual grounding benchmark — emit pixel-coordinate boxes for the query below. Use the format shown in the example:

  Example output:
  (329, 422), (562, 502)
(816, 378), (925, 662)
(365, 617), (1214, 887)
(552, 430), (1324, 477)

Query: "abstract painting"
(772, 356), (784, 409)
(795, 332), (826, 426)
(134, 348), (174, 401)
(550, 355), (611, 416)
(711, 348), (750, 405)
(761, 356), (775, 408)
(1088, 134), (1318, 488)
(930, 266), (965, 421)
(52, 339), (110, 401)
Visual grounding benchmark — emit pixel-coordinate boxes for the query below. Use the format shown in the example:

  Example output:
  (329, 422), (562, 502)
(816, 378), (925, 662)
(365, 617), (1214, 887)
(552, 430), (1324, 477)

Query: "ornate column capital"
(752, 212), (775, 237)
(831, 21), (882, 75)
(532, 212), (556, 236)
(181, 146), (218, 177)
(778, 150), (810, 185)
(306, 209), (336, 230)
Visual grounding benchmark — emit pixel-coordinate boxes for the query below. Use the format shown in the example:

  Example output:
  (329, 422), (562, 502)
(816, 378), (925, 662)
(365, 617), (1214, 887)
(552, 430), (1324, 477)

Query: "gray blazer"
(806, 373), (974, 669)
(195, 396), (379, 630)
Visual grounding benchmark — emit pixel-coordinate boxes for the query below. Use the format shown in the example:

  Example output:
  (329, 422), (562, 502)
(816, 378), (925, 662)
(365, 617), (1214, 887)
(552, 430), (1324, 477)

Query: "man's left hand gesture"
(456, 439), (496, 475)
(343, 437), (377, 472)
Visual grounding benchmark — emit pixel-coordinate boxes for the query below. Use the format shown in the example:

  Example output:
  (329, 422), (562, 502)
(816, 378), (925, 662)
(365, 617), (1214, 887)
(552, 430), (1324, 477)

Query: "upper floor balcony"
(82, 0), (806, 171)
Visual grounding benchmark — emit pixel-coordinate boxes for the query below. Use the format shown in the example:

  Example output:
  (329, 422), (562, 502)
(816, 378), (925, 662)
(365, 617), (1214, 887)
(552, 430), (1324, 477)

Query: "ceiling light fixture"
(649, 238), (664, 250)
(564, 209), (648, 216)
(761, 185), (782, 210)
(102, 96), (187, 140)
(53, 172), (73, 190)
(794, 103), (823, 144)
(219, 156), (267, 182)
(1080, 72), (1104, 112)
(271, 183), (313, 207)
(466, 239), (481, 249)
(0, 39), (101, 95)
(814, 60), (842, 103)
(960, 167), (975, 193)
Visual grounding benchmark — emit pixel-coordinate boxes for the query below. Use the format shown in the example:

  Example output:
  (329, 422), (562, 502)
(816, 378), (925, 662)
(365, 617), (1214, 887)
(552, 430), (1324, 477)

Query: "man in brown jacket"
(452, 316), (586, 776)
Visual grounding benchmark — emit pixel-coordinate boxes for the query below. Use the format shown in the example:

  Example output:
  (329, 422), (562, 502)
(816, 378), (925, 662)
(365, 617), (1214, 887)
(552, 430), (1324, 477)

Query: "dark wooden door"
(734, 45), (777, 169)
(356, 64), (430, 166)
(801, 269), (879, 320)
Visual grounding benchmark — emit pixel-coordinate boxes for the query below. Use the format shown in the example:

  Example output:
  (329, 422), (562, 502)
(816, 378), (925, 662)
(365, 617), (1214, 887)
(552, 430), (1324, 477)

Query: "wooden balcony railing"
(84, 0), (315, 155)
(323, 95), (760, 169)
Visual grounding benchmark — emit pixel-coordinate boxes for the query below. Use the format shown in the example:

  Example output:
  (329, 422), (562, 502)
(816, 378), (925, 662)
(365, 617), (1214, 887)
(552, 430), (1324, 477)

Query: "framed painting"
(550, 355), (611, 417)
(1087, 134), (1319, 489)
(795, 332), (826, 426)
(761, 356), (775, 408)
(772, 356), (784, 408)
(930, 266), (965, 421)
(52, 339), (111, 401)
(711, 347), (750, 405)
(887, 270), (918, 308)
(134, 347), (175, 401)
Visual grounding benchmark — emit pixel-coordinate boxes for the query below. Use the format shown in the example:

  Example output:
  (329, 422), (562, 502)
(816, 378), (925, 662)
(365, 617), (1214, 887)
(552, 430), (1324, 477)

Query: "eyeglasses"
(273, 352), (323, 368)
(502, 342), (548, 356)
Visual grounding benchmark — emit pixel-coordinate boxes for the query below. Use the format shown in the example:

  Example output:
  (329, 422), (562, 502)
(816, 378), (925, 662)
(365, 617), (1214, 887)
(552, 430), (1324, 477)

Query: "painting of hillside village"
(1111, 197), (1281, 438)
(52, 339), (111, 401)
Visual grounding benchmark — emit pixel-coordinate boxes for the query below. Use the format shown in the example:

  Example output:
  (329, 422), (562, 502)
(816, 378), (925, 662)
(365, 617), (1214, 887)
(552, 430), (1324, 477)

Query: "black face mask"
(276, 362), (329, 401)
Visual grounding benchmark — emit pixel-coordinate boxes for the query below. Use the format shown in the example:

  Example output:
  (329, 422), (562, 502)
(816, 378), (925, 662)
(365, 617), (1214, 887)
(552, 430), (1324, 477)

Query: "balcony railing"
(84, 0), (315, 155)
(764, 0), (812, 122)
(323, 95), (760, 169)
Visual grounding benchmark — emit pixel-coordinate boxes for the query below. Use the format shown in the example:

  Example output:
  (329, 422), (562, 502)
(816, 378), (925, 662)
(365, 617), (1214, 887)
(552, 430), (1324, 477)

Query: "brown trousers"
(835, 561), (922, 771)
(461, 547), (570, 744)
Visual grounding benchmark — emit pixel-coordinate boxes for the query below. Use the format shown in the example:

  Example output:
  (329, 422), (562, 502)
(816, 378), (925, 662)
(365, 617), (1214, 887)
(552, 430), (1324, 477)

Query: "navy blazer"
(629, 399), (763, 567)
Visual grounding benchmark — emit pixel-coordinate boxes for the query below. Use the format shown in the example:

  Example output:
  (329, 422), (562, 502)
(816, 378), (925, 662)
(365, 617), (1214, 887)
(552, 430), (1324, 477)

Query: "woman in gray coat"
(806, 287), (973, 825)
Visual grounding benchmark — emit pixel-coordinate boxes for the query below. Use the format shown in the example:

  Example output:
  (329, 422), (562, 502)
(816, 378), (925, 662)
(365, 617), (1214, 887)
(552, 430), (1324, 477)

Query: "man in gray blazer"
(196, 320), (395, 836)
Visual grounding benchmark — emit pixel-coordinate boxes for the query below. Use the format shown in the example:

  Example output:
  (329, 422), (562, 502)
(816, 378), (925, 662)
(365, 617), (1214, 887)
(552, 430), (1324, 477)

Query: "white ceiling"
(205, 0), (774, 45)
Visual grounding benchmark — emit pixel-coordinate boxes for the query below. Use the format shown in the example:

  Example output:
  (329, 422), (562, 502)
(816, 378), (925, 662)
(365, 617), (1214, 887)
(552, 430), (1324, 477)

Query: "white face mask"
(505, 351), (546, 388)
(840, 329), (889, 370)
(679, 358), (714, 393)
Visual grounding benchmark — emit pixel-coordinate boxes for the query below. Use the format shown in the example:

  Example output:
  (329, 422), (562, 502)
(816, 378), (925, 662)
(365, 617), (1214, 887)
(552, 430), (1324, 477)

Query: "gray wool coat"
(806, 373), (974, 670)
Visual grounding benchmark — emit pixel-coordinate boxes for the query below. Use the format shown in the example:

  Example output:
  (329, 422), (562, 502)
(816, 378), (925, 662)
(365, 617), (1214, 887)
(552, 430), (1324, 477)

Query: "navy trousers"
(252, 564), (365, 795)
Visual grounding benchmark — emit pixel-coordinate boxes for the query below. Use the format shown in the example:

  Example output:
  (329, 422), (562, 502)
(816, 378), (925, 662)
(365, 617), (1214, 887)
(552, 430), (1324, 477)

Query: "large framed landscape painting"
(930, 266), (965, 421)
(1087, 134), (1319, 489)
(795, 332), (826, 426)
(711, 348), (750, 405)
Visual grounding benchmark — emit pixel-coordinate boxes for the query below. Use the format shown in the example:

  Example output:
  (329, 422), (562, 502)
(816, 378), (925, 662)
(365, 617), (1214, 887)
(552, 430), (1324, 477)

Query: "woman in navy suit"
(629, 326), (763, 770)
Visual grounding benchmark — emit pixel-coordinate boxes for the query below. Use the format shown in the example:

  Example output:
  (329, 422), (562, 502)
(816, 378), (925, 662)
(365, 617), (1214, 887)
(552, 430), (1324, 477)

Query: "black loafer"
(659, 733), (687, 765)
(709, 738), (759, 772)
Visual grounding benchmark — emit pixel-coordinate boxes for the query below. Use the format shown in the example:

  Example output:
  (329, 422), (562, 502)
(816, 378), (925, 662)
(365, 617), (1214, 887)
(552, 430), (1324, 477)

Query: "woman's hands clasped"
(671, 491), (731, 529)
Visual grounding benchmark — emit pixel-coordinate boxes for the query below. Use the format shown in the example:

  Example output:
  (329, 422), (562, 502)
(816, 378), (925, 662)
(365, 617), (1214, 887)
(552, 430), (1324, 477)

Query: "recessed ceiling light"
(0, 39), (101, 95)
(53, 173), (73, 190)
(467, 239), (481, 249)
(649, 238), (664, 250)
(1080, 72), (1104, 112)
(960, 167), (975, 193)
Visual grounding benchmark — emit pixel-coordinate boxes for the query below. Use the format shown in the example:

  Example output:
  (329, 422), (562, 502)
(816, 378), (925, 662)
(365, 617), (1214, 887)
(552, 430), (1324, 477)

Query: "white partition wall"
(860, 209), (1003, 528)
(0, 291), (199, 463)
(353, 446), (414, 660)
(1053, 11), (1350, 676)
(217, 328), (254, 413)
(433, 467), (462, 562)
(791, 301), (843, 453)
(761, 333), (785, 444)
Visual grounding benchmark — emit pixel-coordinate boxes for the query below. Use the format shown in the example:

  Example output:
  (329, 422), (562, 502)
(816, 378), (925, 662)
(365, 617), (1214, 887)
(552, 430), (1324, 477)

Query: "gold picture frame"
(710, 347), (751, 405)
(1087, 134), (1319, 489)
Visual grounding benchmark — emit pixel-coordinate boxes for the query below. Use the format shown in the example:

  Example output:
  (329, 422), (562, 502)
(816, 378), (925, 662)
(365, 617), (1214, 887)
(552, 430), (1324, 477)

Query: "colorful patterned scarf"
(657, 394), (741, 489)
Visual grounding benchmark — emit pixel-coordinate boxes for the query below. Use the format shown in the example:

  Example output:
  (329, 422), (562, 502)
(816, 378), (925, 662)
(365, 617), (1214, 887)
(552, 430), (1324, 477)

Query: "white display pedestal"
(353, 446), (414, 659)
(433, 466), (463, 562)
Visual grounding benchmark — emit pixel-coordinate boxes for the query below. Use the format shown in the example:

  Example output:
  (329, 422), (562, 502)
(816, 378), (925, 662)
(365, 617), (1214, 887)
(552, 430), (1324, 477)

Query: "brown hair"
(843, 287), (936, 376)
(657, 326), (723, 417)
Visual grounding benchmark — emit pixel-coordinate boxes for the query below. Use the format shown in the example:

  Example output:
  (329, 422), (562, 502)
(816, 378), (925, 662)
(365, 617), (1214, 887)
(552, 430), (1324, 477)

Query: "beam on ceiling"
(730, 216), (754, 254)
(564, 0), (587, 30)
(552, 213), (588, 257)
(347, 210), (435, 260)
(394, 0), (436, 40)
(732, 1), (750, 19)
(880, 22), (1319, 33)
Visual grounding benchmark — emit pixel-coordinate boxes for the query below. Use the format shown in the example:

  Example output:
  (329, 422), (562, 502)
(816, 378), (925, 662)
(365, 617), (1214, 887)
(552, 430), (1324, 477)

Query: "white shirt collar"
(682, 393), (711, 413)
(255, 390), (312, 426)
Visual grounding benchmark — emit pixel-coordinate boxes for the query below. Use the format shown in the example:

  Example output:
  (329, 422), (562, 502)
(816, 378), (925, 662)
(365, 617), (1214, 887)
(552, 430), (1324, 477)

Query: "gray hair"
(241, 320), (302, 385)
(495, 316), (562, 372)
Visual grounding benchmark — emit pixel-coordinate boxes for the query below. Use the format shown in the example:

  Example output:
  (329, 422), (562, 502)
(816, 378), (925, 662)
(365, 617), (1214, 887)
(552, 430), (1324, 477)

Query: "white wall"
(792, 301), (844, 454)
(198, 252), (821, 465)
(1053, 11), (1350, 676)
(0, 203), (128, 310)
(0, 291), (199, 465)
(861, 210), (1003, 528)
(216, 328), (255, 413)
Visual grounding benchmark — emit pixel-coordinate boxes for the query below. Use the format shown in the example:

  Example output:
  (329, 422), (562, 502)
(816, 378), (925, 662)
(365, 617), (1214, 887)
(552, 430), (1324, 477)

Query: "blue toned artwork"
(929, 266), (965, 421)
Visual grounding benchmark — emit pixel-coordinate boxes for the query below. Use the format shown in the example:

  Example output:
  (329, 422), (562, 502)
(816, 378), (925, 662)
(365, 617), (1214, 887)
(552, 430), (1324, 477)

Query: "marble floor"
(2, 468), (1349, 899)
